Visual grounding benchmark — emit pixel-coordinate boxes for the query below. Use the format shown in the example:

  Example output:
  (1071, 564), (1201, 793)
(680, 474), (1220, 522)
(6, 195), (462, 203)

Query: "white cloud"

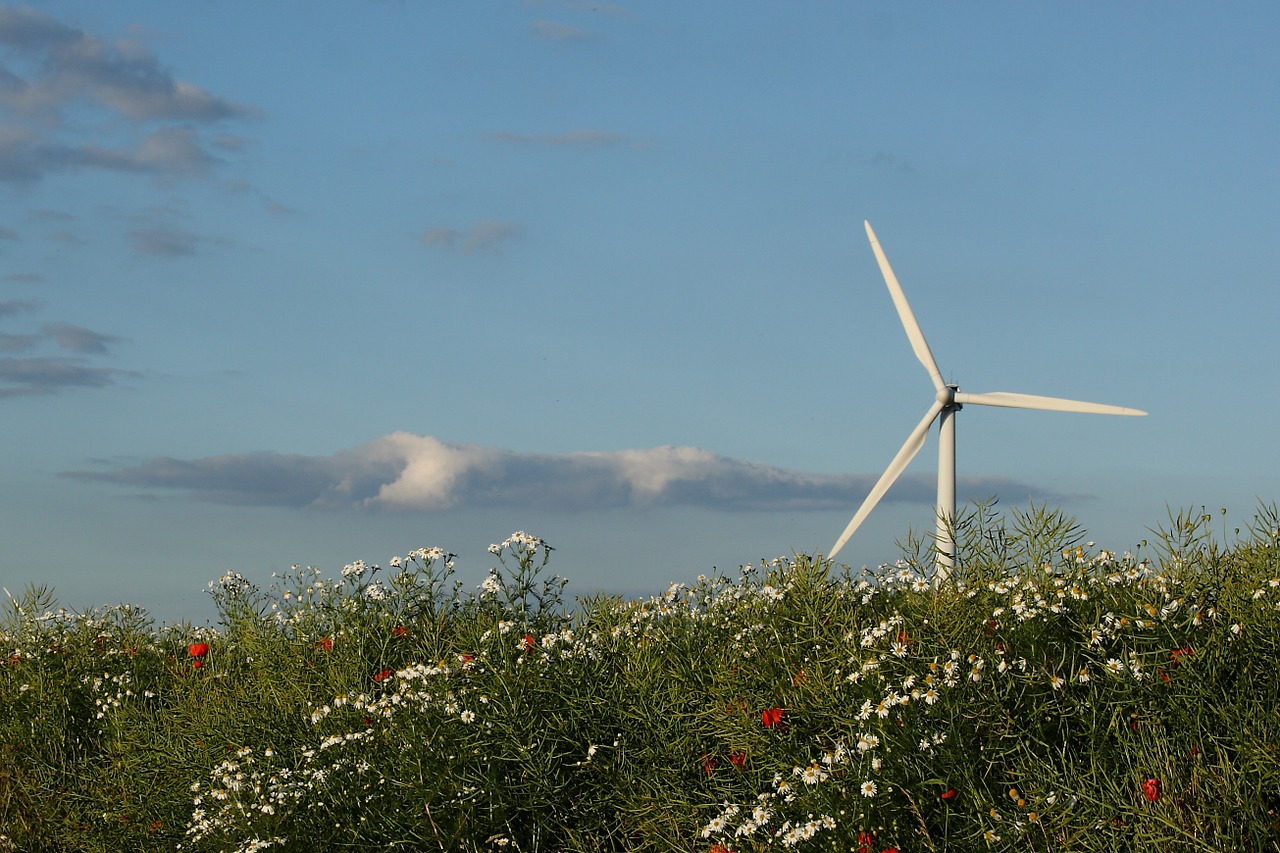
(363, 433), (503, 509)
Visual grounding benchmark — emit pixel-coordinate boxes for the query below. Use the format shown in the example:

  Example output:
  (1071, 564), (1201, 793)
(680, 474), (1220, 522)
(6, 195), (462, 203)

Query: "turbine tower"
(829, 221), (1146, 577)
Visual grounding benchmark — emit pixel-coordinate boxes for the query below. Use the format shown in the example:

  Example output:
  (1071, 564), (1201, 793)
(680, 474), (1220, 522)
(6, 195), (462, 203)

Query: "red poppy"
(940, 787), (957, 801)
(761, 707), (785, 728)
(187, 642), (209, 658)
(519, 634), (535, 651)
(316, 637), (333, 652)
(882, 848), (900, 853)
(1142, 777), (1162, 802)
(702, 753), (718, 775)
(728, 751), (747, 769)
(1190, 744), (1200, 759)
(192, 659), (203, 669)
(792, 669), (805, 685)
(1169, 646), (1195, 664)
(392, 625), (409, 639)
(373, 668), (394, 682)
(709, 845), (736, 853)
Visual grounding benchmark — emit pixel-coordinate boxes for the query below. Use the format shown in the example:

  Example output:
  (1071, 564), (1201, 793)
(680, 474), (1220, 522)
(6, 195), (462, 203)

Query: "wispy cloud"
(0, 332), (40, 352)
(421, 221), (522, 255)
(127, 226), (200, 257)
(0, 356), (137, 398)
(489, 129), (627, 148)
(0, 7), (252, 121)
(64, 432), (1045, 512)
(264, 199), (300, 216)
(3, 272), (45, 283)
(524, 1), (636, 21)
(28, 208), (75, 222)
(49, 229), (84, 245)
(866, 151), (915, 177)
(42, 322), (124, 354)
(0, 298), (40, 316)
(0, 7), (254, 185)
(211, 134), (256, 152)
(0, 303), (131, 396)
(529, 20), (592, 42)
(226, 179), (299, 216)
(0, 125), (221, 184)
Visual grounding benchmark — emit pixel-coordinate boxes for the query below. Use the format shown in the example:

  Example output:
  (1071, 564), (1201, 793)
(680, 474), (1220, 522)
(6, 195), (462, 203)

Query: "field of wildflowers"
(2, 504), (1278, 852)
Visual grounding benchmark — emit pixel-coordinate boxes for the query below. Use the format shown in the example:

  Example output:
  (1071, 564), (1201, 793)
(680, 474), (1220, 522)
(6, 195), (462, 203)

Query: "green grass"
(2, 506), (1279, 852)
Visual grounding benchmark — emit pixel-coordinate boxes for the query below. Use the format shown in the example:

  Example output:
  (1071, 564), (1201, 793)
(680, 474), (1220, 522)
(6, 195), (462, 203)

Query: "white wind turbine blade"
(865, 221), (946, 391)
(952, 391), (1147, 417)
(829, 400), (946, 560)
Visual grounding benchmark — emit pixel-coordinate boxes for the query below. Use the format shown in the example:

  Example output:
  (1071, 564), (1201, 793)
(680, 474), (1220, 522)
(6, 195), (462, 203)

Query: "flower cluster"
(6, 509), (1280, 852)
(487, 531), (548, 556)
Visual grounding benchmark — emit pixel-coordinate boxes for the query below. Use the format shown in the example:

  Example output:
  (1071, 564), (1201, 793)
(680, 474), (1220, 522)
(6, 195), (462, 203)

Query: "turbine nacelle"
(829, 222), (1146, 578)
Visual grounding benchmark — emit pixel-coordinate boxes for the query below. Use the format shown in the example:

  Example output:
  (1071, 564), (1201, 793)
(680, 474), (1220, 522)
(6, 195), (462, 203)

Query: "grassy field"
(2, 504), (1278, 852)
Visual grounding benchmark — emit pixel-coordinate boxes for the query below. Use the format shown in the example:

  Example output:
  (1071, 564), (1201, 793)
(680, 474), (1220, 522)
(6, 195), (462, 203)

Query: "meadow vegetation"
(2, 504), (1278, 852)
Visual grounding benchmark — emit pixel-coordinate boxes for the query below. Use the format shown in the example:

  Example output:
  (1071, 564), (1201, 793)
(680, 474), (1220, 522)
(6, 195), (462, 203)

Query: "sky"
(3, 2), (1278, 624)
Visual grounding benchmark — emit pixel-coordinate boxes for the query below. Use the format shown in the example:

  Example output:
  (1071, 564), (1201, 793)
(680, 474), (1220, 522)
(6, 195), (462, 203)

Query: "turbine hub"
(936, 385), (958, 406)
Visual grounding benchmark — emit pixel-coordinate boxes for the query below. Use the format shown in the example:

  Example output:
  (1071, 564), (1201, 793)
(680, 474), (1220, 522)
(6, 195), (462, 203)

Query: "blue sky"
(3, 2), (1278, 623)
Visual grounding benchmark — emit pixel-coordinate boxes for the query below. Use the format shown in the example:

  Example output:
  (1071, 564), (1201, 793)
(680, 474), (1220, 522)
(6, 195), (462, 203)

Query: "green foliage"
(2, 510), (1279, 852)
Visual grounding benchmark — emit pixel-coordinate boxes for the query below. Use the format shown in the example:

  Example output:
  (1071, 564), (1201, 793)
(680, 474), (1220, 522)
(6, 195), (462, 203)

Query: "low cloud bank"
(65, 432), (1042, 513)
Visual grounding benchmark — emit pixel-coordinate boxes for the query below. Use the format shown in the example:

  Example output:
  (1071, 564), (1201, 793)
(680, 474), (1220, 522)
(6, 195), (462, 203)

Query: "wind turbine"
(829, 221), (1146, 576)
